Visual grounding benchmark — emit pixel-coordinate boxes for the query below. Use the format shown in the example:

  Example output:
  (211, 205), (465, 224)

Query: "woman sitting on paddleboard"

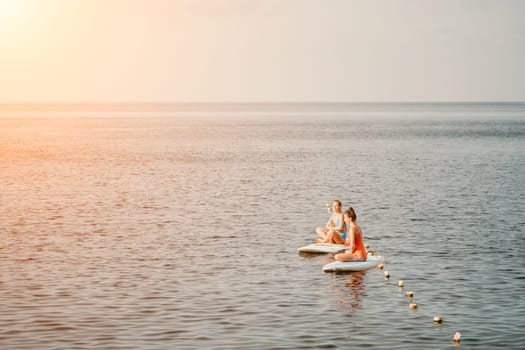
(316, 200), (346, 244)
(334, 207), (367, 262)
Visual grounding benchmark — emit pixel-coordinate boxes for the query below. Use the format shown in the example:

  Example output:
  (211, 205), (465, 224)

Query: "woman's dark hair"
(345, 207), (357, 222)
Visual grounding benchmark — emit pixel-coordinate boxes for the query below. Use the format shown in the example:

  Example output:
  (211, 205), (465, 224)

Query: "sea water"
(1, 103), (524, 349)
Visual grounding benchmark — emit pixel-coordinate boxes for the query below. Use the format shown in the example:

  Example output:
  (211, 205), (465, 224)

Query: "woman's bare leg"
(316, 227), (328, 242)
(334, 251), (365, 262)
(331, 232), (345, 244)
(324, 231), (335, 243)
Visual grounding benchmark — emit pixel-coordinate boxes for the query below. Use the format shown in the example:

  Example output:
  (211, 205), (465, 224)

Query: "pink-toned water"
(1, 105), (524, 349)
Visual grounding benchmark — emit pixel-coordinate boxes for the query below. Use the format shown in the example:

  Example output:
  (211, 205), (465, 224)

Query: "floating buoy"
(405, 291), (414, 298)
(384, 271), (390, 278)
(398, 280), (404, 288)
(453, 331), (461, 343)
(409, 303), (417, 309)
(433, 316), (443, 323)
(377, 263), (384, 270)
(368, 251), (377, 256)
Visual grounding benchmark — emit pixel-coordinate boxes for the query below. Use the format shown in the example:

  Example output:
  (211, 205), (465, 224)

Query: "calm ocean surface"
(1, 103), (524, 349)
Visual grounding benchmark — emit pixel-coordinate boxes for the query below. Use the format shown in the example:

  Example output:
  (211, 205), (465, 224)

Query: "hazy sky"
(0, 0), (524, 102)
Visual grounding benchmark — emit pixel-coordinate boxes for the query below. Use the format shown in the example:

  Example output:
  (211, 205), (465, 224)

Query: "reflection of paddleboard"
(297, 243), (347, 254)
(323, 255), (384, 272)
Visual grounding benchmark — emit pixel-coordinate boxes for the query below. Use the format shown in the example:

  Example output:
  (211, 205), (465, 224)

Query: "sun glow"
(0, 0), (28, 46)
(0, 0), (26, 29)
(0, 0), (19, 18)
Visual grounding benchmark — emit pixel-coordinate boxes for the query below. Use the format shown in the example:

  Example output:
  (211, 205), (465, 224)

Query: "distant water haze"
(1, 102), (525, 120)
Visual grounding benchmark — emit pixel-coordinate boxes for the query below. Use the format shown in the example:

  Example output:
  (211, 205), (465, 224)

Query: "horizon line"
(1, 100), (524, 112)
(1, 100), (524, 104)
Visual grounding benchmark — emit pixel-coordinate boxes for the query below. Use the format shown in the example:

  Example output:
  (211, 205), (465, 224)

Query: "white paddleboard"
(323, 255), (384, 272)
(297, 243), (347, 254)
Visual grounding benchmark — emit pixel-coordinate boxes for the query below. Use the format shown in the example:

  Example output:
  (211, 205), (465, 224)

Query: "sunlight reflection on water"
(1, 113), (524, 349)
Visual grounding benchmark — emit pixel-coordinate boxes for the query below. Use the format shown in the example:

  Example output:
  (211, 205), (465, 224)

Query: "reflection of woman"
(346, 272), (365, 309)
(334, 207), (367, 262)
(316, 200), (346, 243)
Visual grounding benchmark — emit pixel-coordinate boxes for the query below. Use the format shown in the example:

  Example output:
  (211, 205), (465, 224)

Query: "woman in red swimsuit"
(334, 207), (367, 262)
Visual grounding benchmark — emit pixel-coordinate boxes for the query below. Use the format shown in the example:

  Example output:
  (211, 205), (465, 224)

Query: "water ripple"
(1, 116), (524, 349)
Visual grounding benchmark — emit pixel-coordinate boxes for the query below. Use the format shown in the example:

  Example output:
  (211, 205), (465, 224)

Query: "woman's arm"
(335, 229), (356, 262)
(345, 227), (355, 250)
(325, 216), (334, 229)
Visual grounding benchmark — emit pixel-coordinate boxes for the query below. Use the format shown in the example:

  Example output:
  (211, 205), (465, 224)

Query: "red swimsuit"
(352, 229), (367, 261)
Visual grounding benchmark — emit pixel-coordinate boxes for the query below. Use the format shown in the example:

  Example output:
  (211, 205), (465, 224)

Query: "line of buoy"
(366, 244), (458, 345)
